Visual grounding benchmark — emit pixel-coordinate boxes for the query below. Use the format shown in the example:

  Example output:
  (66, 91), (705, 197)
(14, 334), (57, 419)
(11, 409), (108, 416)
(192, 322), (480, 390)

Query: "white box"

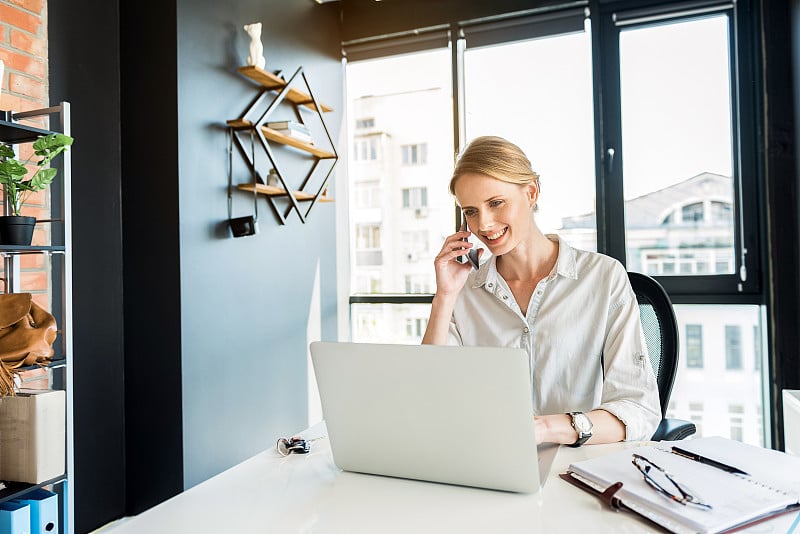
(0, 389), (66, 484)
(784, 389), (800, 456)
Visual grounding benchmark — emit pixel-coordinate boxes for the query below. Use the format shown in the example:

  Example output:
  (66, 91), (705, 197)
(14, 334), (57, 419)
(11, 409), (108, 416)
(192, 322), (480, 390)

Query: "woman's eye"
(463, 210), (477, 218)
(489, 200), (503, 208)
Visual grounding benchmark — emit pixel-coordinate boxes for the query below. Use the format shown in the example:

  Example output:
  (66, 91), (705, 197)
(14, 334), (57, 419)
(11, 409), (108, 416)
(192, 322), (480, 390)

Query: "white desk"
(103, 423), (799, 533)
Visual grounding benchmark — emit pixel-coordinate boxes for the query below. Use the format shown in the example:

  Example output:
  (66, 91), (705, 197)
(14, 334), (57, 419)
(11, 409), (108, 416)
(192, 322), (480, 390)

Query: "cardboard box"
(784, 389), (800, 456)
(0, 389), (65, 484)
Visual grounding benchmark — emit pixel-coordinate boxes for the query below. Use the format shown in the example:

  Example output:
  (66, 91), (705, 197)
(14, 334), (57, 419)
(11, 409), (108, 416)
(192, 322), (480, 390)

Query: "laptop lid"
(309, 341), (541, 493)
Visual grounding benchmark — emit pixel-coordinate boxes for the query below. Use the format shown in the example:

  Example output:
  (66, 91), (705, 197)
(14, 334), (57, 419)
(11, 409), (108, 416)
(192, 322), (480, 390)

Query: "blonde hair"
(449, 136), (541, 210)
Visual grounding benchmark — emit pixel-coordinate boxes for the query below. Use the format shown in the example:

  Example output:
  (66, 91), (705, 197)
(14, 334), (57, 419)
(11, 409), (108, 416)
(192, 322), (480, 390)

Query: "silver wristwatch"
(567, 411), (593, 447)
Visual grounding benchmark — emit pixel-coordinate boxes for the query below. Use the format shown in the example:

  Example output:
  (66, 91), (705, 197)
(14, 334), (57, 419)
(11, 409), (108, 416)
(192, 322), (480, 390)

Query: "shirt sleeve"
(446, 316), (463, 346)
(596, 265), (662, 441)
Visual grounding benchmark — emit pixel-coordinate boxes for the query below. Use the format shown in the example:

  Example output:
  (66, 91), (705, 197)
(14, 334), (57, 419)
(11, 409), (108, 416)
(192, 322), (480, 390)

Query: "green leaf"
(0, 159), (28, 181)
(0, 144), (15, 159)
(33, 133), (73, 156)
(27, 168), (57, 190)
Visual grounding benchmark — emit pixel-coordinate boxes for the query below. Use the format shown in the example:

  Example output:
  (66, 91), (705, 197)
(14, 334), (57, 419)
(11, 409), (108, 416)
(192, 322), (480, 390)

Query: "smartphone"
(459, 219), (481, 269)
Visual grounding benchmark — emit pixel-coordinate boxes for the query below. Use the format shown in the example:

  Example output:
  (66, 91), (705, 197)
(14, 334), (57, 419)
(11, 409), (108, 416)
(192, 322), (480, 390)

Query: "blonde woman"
(422, 136), (660, 446)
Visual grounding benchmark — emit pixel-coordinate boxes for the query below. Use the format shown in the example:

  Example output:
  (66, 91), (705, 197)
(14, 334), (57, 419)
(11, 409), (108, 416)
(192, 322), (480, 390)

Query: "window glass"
(670, 305), (764, 445)
(619, 15), (735, 276)
(347, 48), (454, 299)
(463, 21), (597, 251)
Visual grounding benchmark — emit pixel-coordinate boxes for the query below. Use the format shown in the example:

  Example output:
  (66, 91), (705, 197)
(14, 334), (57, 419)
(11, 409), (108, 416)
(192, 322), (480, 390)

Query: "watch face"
(573, 413), (593, 432)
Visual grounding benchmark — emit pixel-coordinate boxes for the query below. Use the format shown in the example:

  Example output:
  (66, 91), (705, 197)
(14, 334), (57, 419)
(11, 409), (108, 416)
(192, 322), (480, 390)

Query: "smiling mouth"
(484, 227), (507, 241)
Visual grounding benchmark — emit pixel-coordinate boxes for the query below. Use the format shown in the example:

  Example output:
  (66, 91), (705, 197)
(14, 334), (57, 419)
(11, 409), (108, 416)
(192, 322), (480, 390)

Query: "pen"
(671, 446), (750, 476)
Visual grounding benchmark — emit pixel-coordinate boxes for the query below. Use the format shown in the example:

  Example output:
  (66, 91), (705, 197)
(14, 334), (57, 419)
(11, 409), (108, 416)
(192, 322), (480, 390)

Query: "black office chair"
(628, 271), (697, 441)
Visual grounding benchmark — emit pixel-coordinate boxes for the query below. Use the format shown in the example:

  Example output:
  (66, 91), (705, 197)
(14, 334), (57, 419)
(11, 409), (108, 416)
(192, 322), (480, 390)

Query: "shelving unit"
(227, 65), (337, 225)
(0, 104), (72, 534)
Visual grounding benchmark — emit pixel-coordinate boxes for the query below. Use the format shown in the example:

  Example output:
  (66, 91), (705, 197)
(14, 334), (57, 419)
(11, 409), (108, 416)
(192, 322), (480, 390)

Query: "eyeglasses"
(632, 454), (712, 510)
(276, 435), (325, 457)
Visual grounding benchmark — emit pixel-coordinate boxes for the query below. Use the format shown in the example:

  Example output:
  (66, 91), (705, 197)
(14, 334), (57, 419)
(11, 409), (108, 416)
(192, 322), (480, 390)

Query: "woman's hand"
(433, 230), (481, 297)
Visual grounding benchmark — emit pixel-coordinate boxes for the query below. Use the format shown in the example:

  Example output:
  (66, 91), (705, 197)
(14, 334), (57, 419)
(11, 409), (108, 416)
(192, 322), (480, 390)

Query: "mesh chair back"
(628, 272), (679, 420)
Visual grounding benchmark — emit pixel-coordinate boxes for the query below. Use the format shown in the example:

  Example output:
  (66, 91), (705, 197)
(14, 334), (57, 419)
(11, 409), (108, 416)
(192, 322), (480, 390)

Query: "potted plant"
(0, 133), (73, 245)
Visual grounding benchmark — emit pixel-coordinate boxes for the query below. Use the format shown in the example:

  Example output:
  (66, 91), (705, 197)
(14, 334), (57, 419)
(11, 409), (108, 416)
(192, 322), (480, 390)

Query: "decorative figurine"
(243, 22), (265, 70)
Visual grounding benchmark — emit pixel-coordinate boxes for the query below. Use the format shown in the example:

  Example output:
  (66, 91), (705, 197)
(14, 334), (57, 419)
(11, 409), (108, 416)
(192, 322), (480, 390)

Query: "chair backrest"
(627, 271), (679, 419)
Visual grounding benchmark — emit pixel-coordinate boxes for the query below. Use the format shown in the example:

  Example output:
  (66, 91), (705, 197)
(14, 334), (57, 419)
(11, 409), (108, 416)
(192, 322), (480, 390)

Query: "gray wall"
(51, 0), (342, 528)
(175, 0), (342, 488)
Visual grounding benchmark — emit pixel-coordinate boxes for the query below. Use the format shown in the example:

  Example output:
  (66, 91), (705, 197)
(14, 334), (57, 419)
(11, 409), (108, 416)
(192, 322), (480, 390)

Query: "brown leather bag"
(0, 293), (57, 396)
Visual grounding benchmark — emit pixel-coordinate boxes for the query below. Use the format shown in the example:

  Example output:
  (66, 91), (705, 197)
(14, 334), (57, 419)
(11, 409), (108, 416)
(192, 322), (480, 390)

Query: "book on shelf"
(266, 120), (311, 134)
(561, 436), (800, 534)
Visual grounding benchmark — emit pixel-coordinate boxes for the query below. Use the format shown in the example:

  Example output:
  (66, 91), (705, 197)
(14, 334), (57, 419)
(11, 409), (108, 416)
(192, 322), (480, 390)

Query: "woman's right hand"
(432, 230), (481, 297)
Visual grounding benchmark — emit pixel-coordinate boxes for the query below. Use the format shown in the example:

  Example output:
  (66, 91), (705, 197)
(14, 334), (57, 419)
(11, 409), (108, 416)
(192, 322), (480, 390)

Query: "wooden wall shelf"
(236, 66), (333, 112)
(237, 183), (334, 202)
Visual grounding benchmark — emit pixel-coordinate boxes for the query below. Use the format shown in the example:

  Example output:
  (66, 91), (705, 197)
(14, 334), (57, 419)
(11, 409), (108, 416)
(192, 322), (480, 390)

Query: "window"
(464, 18), (597, 246)
(725, 325), (742, 370)
(617, 16), (738, 280)
(689, 401), (704, 436)
(355, 224), (382, 266)
(343, 2), (766, 444)
(354, 179), (381, 209)
(753, 325), (761, 371)
(356, 118), (375, 129)
(729, 404), (744, 442)
(401, 230), (429, 261)
(685, 324), (703, 368)
(404, 274), (430, 293)
(681, 202), (704, 224)
(402, 187), (428, 209)
(405, 317), (428, 338)
(353, 136), (380, 161)
(355, 272), (382, 293)
(401, 143), (427, 165)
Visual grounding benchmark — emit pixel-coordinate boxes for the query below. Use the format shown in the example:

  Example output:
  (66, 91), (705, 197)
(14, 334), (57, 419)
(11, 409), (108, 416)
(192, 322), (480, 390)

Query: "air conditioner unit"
(414, 208), (428, 218)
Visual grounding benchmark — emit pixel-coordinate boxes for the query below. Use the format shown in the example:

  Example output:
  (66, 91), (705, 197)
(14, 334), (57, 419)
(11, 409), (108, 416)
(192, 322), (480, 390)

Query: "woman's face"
(454, 172), (537, 257)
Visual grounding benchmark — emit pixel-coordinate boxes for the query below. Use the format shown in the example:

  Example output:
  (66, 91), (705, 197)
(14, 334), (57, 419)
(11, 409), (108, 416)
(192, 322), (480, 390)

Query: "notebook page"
(659, 436), (800, 499)
(567, 445), (797, 534)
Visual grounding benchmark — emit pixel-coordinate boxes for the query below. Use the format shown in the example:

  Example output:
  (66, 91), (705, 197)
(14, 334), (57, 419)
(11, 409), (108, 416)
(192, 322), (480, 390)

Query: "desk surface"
(104, 424), (800, 534)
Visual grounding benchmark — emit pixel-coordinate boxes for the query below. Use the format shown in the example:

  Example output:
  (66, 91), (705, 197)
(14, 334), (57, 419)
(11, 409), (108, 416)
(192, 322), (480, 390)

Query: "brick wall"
(0, 0), (50, 303)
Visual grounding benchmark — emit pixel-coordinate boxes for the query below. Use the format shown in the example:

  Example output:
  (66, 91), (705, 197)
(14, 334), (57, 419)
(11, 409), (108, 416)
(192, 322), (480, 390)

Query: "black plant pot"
(0, 215), (36, 246)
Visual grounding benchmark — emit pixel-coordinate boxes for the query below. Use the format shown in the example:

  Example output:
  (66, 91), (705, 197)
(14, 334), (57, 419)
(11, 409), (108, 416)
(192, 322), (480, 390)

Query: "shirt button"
(487, 283), (493, 288)
(536, 290), (542, 295)
(523, 327), (530, 334)
(502, 295), (508, 300)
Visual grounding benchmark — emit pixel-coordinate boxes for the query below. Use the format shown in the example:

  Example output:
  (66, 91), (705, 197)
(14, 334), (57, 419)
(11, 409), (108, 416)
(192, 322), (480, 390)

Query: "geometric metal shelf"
(227, 64), (338, 225)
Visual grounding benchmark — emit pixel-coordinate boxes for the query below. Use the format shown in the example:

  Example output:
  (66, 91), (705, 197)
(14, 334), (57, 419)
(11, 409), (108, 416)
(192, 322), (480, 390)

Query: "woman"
(422, 136), (660, 446)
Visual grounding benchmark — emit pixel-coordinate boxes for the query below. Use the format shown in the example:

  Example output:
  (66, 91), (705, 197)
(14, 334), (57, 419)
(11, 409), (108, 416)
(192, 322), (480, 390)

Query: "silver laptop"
(309, 341), (544, 493)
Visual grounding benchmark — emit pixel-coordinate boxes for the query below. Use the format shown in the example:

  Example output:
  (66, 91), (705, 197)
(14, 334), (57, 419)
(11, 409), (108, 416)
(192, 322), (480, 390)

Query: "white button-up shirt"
(447, 235), (661, 441)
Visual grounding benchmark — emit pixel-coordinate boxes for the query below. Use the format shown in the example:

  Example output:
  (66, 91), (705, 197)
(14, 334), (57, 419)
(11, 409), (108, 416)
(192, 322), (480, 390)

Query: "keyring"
(276, 436), (312, 456)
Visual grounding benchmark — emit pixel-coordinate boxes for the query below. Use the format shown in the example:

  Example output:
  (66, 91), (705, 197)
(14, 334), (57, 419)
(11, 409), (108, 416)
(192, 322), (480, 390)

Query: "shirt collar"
(470, 233), (579, 290)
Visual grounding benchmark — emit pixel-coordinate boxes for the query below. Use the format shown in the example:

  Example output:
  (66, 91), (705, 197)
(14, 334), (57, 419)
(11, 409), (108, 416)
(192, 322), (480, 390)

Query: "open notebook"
(563, 436), (800, 534)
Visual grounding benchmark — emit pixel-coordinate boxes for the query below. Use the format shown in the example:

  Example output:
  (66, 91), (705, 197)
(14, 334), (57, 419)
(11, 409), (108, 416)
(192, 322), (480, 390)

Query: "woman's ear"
(526, 183), (539, 209)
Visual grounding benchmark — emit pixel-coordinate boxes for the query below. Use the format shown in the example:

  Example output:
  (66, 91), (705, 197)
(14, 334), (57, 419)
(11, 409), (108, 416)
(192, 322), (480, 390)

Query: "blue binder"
(13, 489), (57, 534)
(0, 501), (31, 534)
